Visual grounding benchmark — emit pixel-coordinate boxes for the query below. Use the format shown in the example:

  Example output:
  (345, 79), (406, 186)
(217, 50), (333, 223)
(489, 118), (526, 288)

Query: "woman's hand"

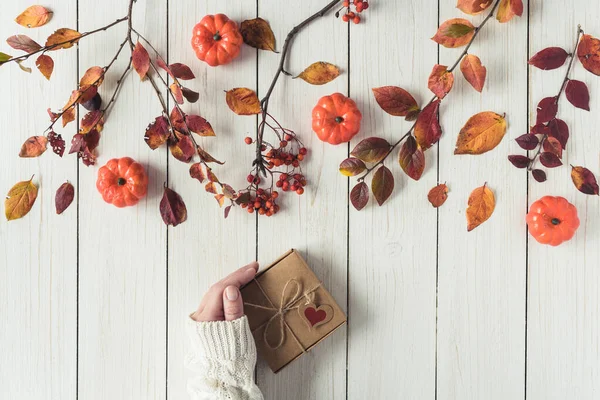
(191, 262), (259, 322)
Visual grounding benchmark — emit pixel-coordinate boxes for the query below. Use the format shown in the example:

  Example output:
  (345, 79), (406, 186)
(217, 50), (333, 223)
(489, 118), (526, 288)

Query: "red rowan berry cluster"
(239, 188), (280, 216)
(337, 0), (369, 24)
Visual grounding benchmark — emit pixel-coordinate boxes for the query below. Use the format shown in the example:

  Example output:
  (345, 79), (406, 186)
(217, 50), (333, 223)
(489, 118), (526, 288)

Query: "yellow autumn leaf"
(45, 28), (82, 50)
(295, 62), (340, 85)
(225, 88), (261, 115)
(454, 111), (507, 155)
(5, 177), (38, 221)
(15, 5), (53, 28)
(466, 183), (495, 231)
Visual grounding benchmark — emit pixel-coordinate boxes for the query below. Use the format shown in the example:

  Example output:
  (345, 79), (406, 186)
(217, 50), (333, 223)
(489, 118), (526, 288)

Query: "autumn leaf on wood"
(372, 86), (420, 118)
(371, 166), (394, 206)
(540, 152), (562, 168)
(222, 184), (236, 199)
(295, 62), (340, 85)
(543, 136), (563, 158)
(515, 133), (539, 150)
(398, 136), (425, 181)
(48, 131), (65, 157)
(15, 5), (53, 28)
(457, 0), (492, 15)
(206, 168), (219, 183)
(189, 163), (206, 183)
(350, 137), (391, 163)
(339, 157), (366, 177)
(169, 63), (195, 80)
(214, 194), (226, 207)
(0, 52), (12, 63)
(55, 182), (74, 214)
(35, 54), (54, 80)
(496, 0), (523, 23)
(80, 110), (104, 134)
(565, 80), (590, 111)
(5, 177), (38, 221)
(169, 132), (195, 163)
(160, 187), (187, 227)
(170, 83), (184, 104)
(132, 41), (150, 80)
(455, 111), (506, 155)
(80, 66), (104, 87)
(197, 146), (224, 164)
(571, 166), (599, 195)
(144, 116), (170, 150)
(531, 169), (546, 183)
(19, 136), (47, 157)
(428, 183), (449, 208)
(460, 54), (487, 92)
(186, 115), (215, 137)
(350, 182), (369, 211)
(6, 35), (41, 53)
(528, 47), (569, 70)
(507, 154), (530, 168)
(205, 182), (217, 194)
(226, 88), (261, 115)
(83, 129), (100, 151)
(428, 64), (454, 99)
(182, 87), (199, 103)
(240, 18), (276, 52)
(414, 100), (442, 150)
(45, 28), (81, 50)
(577, 34), (600, 76)
(466, 183), (495, 231)
(432, 19), (475, 48)
(548, 118), (569, 149)
(536, 97), (558, 124)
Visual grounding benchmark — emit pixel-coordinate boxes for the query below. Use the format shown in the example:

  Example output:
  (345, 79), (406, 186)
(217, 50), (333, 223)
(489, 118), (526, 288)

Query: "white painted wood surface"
(0, 1), (599, 399)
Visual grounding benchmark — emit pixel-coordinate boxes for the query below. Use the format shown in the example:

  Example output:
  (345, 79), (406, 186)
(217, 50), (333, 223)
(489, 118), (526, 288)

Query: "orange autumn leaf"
(80, 66), (104, 87)
(295, 62), (340, 85)
(427, 183), (449, 208)
(15, 5), (53, 28)
(19, 136), (48, 157)
(460, 54), (487, 92)
(432, 19), (475, 48)
(428, 64), (454, 99)
(454, 111), (507, 155)
(226, 88), (261, 115)
(5, 177), (38, 221)
(497, 0), (523, 23)
(466, 183), (495, 231)
(457, 0), (493, 15)
(35, 54), (54, 80)
(45, 28), (82, 50)
(577, 34), (600, 76)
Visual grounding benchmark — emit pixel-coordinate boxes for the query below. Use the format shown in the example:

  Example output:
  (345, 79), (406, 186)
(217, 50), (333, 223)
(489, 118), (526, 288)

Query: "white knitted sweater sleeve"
(185, 315), (264, 400)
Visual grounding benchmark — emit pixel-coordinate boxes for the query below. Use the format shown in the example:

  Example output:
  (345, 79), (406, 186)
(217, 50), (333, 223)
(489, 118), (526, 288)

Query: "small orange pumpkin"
(526, 196), (580, 246)
(96, 157), (148, 208)
(312, 93), (362, 145)
(191, 14), (243, 67)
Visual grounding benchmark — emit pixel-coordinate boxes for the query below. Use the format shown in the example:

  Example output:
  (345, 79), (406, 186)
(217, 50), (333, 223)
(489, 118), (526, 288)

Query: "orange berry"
(296, 187), (304, 195)
(297, 154), (304, 161)
(353, 15), (360, 24)
(244, 136), (252, 144)
(342, 14), (349, 22)
(343, 1), (350, 6)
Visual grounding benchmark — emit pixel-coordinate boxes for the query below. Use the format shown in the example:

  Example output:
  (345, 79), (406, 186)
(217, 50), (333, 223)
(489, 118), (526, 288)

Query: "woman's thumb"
(223, 285), (244, 321)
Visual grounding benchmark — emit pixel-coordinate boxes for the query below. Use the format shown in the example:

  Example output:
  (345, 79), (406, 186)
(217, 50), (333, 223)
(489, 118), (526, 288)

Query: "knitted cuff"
(186, 315), (256, 361)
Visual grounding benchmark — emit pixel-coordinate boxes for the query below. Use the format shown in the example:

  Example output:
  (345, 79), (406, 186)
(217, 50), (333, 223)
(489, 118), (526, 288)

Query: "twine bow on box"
(244, 278), (321, 350)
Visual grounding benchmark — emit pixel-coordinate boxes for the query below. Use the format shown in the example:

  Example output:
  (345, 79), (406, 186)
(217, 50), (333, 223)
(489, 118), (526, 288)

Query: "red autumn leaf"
(206, 168), (218, 182)
(80, 110), (104, 134)
(577, 34), (600, 76)
(15, 5), (53, 28)
(571, 166), (599, 195)
(350, 137), (391, 163)
(536, 97), (558, 124)
(83, 129), (100, 151)
(350, 182), (369, 211)
(144, 116), (170, 150)
(169, 132), (195, 163)
(224, 205), (232, 219)
(497, 0), (523, 23)
(530, 123), (550, 136)
(339, 157), (366, 177)
(531, 169), (547, 182)
(170, 83), (184, 104)
(169, 63), (195, 80)
(182, 87), (199, 103)
(414, 99), (442, 150)
(371, 86), (420, 117)
(460, 54), (487, 92)
(170, 107), (187, 132)
(48, 131), (65, 157)
(548, 118), (569, 149)
(6, 35), (41, 53)
(132, 41), (150, 80)
(69, 134), (86, 154)
(55, 182), (74, 214)
(35, 54), (53, 80)
(371, 165), (394, 206)
(197, 146), (224, 164)
(19, 136), (47, 157)
(427, 183), (449, 208)
(160, 187), (187, 227)
(540, 152), (562, 168)
(515, 133), (539, 150)
(543, 136), (562, 158)
(156, 57), (173, 78)
(528, 47), (569, 70)
(432, 18), (475, 48)
(235, 192), (251, 205)
(428, 64), (454, 99)
(508, 154), (530, 169)
(565, 79), (590, 111)
(186, 115), (215, 136)
(189, 162), (206, 183)
(80, 147), (96, 166)
(457, 0), (493, 15)
(398, 136), (425, 180)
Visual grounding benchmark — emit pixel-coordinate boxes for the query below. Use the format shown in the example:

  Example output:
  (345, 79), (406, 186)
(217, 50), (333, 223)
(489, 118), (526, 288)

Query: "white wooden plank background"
(0, 1), (599, 399)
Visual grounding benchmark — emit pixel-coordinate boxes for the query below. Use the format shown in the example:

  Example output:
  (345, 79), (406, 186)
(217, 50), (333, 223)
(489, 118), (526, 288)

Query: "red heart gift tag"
(299, 303), (333, 329)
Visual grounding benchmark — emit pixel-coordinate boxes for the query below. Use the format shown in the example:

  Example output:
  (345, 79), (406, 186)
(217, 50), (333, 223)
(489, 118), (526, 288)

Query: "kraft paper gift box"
(241, 249), (346, 373)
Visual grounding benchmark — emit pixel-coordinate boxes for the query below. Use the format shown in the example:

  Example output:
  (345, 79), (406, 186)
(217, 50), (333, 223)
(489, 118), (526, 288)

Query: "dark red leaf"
(69, 134), (86, 154)
(84, 129), (100, 151)
(48, 131), (65, 157)
(186, 115), (215, 136)
(414, 99), (442, 150)
(189, 162), (206, 183)
(530, 123), (550, 136)
(350, 182), (369, 211)
(543, 136), (562, 158)
(548, 118), (569, 149)
(157, 57), (173, 78)
(565, 79), (590, 111)
(371, 166), (394, 206)
(571, 166), (599, 195)
(539, 152), (562, 168)
(182, 87), (199, 103)
(80, 147), (96, 166)
(531, 169), (547, 182)
(55, 182), (74, 214)
(528, 47), (569, 70)
(132, 41), (150, 80)
(169, 63), (195, 80)
(536, 97), (558, 124)
(350, 137), (391, 163)
(371, 86), (420, 118)
(515, 133), (539, 150)
(398, 136), (425, 180)
(339, 158), (366, 177)
(170, 83), (184, 104)
(170, 107), (187, 132)
(144, 116), (170, 150)
(169, 132), (195, 163)
(224, 205), (232, 219)
(508, 154), (530, 168)
(160, 187), (187, 227)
